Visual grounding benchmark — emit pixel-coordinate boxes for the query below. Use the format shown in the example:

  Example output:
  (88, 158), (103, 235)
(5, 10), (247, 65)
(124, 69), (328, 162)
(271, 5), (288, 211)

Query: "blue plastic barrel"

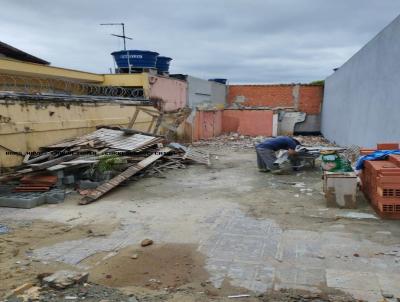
(156, 56), (172, 73)
(208, 78), (227, 85)
(111, 50), (159, 69)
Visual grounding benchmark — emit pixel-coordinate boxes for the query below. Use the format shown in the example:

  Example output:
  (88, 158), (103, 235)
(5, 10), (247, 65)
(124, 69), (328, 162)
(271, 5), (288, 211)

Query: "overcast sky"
(0, 1), (399, 83)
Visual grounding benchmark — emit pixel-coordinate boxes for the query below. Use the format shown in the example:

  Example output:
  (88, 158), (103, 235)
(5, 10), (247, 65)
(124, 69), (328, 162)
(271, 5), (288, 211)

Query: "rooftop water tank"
(156, 56), (172, 74)
(208, 78), (227, 85)
(111, 50), (159, 70)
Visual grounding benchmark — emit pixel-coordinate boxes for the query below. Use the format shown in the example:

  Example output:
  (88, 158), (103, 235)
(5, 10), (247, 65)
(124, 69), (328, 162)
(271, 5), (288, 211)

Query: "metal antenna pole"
(122, 23), (126, 50)
(100, 23), (132, 50)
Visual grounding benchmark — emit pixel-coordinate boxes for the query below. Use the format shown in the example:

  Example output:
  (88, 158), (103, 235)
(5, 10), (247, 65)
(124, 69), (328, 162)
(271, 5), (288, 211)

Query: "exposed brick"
(227, 84), (323, 115)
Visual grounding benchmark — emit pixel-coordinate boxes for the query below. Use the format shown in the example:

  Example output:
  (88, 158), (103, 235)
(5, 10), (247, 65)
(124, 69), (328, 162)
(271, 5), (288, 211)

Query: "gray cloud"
(0, 0), (399, 83)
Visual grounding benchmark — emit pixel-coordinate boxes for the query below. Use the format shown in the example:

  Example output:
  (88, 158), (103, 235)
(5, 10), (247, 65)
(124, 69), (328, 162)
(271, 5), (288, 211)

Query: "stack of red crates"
(360, 143), (400, 219)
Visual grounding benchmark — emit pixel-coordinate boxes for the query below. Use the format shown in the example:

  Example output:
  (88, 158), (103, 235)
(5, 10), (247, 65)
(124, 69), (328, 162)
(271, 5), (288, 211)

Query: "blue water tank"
(208, 78), (227, 85)
(156, 56), (172, 73)
(111, 50), (159, 69)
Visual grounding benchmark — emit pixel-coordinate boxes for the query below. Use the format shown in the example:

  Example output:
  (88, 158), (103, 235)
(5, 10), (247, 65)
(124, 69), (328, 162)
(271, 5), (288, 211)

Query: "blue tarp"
(355, 150), (400, 170)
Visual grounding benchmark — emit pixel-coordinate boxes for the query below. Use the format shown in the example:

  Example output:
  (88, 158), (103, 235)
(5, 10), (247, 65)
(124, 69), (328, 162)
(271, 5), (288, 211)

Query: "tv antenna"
(100, 22), (132, 50)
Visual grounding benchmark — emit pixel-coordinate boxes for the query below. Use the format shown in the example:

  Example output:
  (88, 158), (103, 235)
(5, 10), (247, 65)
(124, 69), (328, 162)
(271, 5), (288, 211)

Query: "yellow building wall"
(102, 73), (150, 97)
(0, 58), (103, 83)
(0, 99), (154, 168)
(0, 59), (152, 96)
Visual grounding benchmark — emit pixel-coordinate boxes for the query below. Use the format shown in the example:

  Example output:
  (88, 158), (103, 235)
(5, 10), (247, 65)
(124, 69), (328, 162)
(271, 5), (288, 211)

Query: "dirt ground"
(1, 144), (400, 301)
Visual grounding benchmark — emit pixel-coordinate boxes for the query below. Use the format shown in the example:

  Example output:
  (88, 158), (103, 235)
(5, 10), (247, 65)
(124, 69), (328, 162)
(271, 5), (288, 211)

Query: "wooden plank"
(46, 164), (67, 171)
(127, 107), (140, 129)
(153, 113), (164, 135)
(147, 116), (156, 132)
(80, 147), (171, 205)
(22, 154), (30, 164)
(120, 128), (165, 138)
(29, 154), (78, 170)
(25, 153), (52, 165)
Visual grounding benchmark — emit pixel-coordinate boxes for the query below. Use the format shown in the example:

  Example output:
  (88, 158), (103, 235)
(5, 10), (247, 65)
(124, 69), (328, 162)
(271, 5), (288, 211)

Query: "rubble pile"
(0, 126), (210, 208)
(193, 133), (338, 150)
(294, 135), (337, 147)
(193, 133), (264, 150)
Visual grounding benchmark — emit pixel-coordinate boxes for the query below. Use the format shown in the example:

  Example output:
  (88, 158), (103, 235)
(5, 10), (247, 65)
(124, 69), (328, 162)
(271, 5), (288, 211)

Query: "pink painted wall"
(192, 109), (273, 141)
(149, 75), (187, 112)
(193, 110), (222, 141)
(222, 109), (273, 136)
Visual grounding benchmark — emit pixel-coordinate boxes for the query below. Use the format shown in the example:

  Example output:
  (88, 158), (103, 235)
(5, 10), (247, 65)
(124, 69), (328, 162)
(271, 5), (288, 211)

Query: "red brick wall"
(298, 86), (323, 114)
(228, 85), (294, 107)
(227, 84), (323, 114)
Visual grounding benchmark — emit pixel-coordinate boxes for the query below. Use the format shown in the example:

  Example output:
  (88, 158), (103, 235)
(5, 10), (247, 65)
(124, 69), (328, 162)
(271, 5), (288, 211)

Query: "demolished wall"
(227, 84), (323, 114)
(322, 15), (400, 147)
(182, 76), (227, 141)
(149, 75), (187, 112)
(227, 84), (323, 134)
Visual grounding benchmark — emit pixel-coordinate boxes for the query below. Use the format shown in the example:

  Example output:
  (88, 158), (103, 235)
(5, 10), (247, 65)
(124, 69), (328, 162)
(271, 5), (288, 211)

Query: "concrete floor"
(1, 147), (400, 301)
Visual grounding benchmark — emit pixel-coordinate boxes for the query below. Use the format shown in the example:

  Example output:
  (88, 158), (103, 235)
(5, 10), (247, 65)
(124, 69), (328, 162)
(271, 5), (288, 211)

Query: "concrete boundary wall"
(322, 15), (400, 147)
(0, 99), (154, 167)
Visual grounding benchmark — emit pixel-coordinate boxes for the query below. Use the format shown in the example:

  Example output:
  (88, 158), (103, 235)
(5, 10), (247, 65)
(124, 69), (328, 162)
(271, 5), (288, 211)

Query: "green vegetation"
(96, 154), (124, 172)
(309, 80), (325, 86)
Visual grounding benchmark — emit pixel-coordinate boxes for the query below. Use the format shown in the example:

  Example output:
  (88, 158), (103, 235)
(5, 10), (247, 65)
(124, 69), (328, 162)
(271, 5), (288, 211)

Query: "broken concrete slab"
(42, 270), (89, 289)
(141, 239), (154, 247)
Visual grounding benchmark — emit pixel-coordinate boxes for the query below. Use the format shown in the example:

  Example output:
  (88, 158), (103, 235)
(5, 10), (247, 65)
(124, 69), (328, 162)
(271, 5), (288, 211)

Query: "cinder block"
(0, 193), (46, 209)
(62, 175), (75, 185)
(45, 189), (66, 204)
(53, 170), (65, 187)
(78, 180), (100, 189)
(0, 185), (13, 194)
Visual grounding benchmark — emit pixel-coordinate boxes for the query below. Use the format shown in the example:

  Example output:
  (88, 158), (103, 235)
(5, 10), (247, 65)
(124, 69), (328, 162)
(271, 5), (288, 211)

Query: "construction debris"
(183, 147), (211, 166)
(0, 127), (210, 208)
(141, 239), (154, 247)
(14, 175), (58, 192)
(193, 133), (338, 151)
(7, 282), (34, 297)
(0, 224), (9, 234)
(80, 147), (172, 204)
(41, 270), (89, 290)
